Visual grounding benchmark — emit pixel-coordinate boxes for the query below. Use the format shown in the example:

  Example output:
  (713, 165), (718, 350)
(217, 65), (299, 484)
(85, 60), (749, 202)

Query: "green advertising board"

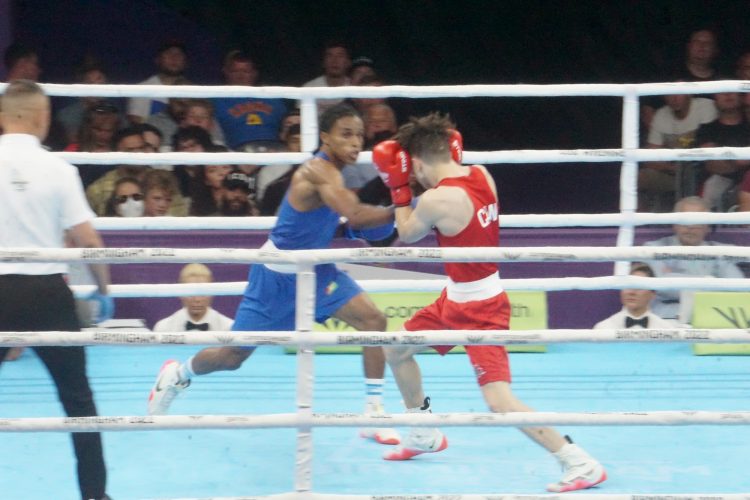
(285, 290), (547, 354)
(691, 292), (750, 355)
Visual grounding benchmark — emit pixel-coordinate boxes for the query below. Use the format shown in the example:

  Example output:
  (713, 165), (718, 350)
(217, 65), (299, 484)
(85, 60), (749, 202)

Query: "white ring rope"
(88, 211), (750, 230)
(2, 246), (749, 264)
(1, 410), (749, 433)
(3, 79), (747, 98)
(67, 275), (750, 299)
(54, 146), (750, 165)
(1, 328), (749, 348)
(58, 151), (308, 165)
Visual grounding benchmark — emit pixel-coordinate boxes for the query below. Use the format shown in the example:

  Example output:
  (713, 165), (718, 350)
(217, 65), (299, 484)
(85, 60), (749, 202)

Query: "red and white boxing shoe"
(382, 428), (448, 460)
(546, 440), (607, 492)
(360, 402), (401, 445)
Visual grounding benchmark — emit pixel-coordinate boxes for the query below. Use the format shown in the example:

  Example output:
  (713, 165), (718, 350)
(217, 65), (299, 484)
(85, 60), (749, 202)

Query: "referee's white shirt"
(0, 134), (95, 275)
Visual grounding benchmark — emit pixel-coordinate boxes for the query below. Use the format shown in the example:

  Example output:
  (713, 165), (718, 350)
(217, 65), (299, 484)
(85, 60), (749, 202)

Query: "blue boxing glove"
(344, 221), (396, 243)
(90, 292), (115, 324)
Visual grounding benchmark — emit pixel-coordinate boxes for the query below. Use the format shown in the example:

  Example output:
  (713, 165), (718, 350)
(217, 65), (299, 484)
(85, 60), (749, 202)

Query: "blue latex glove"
(90, 292), (115, 324)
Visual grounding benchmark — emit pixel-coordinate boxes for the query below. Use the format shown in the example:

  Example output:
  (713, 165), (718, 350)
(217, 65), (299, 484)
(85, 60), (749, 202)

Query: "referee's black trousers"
(0, 274), (107, 500)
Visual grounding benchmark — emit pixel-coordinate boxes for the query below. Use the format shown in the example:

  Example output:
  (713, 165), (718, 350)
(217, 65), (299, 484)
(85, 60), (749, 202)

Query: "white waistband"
(446, 272), (504, 303)
(260, 240), (297, 274)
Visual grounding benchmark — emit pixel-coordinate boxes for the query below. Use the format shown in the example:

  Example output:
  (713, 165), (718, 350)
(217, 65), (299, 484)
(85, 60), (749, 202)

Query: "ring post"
(615, 86), (640, 275)
(294, 262), (316, 497)
(300, 98), (318, 155)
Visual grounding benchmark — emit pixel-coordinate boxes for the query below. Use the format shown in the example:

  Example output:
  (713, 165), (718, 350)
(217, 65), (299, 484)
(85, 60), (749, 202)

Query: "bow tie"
(625, 316), (648, 328)
(185, 322), (209, 331)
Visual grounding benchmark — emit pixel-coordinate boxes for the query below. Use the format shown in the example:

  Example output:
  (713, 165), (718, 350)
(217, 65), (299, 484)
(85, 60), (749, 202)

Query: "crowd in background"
(2, 39), (400, 219)
(4, 28), (750, 217)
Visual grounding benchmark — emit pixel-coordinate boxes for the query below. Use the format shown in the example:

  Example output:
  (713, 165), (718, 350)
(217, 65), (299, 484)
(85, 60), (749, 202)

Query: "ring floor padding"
(1, 342), (749, 499)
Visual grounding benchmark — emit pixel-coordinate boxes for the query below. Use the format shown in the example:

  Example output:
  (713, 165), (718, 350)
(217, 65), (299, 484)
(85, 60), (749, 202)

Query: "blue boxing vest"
(268, 151), (341, 251)
(269, 194), (340, 250)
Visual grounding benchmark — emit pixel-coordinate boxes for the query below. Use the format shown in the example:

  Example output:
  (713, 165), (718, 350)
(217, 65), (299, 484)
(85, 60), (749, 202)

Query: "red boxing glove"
(372, 140), (413, 207)
(448, 129), (463, 163)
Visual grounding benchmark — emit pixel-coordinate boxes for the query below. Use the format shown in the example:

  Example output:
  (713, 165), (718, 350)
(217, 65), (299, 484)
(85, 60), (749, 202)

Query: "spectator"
(86, 125), (187, 216)
(145, 76), (192, 149)
(104, 177), (144, 217)
(181, 99), (225, 146)
(675, 29), (720, 82)
(188, 146), (232, 216)
(639, 91), (717, 212)
(213, 49), (288, 151)
(142, 169), (181, 217)
(341, 103), (398, 191)
(257, 123), (303, 216)
(347, 73), (388, 116)
(743, 92), (750, 123)
(219, 168), (259, 216)
(349, 56), (377, 85)
(86, 126), (150, 215)
(65, 103), (121, 153)
(738, 170), (750, 212)
(364, 102), (398, 148)
(127, 40), (188, 124)
(56, 62), (123, 144)
(136, 122), (164, 153)
(694, 92), (750, 211)
(256, 118), (303, 205)
(65, 103), (122, 187)
(594, 264), (677, 329)
(303, 40), (352, 115)
(153, 263), (233, 332)
(735, 52), (750, 80)
(2, 42), (66, 150)
(643, 196), (745, 321)
(641, 29), (720, 142)
(259, 165), (298, 216)
(172, 124), (214, 153)
(3, 42), (41, 81)
(278, 109), (301, 145)
(171, 125), (215, 195)
(282, 122), (301, 153)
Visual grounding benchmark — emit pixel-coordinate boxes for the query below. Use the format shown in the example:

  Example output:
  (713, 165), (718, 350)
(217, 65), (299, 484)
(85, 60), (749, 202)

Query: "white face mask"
(116, 198), (145, 217)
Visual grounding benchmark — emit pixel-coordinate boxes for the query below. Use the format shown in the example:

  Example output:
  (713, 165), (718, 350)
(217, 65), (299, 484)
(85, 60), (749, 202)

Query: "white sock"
(365, 378), (384, 407)
(178, 356), (197, 382)
(554, 442), (591, 465)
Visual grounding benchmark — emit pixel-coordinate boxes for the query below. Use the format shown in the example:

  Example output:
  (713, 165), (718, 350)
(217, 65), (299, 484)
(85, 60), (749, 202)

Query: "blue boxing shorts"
(231, 262), (363, 349)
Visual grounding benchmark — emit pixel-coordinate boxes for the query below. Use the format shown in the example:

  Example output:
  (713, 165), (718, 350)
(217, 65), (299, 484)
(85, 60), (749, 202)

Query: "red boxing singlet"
(435, 165), (499, 283)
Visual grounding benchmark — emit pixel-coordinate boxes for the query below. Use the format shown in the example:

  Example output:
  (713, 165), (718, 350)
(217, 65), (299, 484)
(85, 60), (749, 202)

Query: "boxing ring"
(2, 81), (750, 499)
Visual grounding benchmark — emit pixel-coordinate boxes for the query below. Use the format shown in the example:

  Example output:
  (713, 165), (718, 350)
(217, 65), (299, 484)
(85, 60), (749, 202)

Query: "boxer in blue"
(148, 103), (401, 444)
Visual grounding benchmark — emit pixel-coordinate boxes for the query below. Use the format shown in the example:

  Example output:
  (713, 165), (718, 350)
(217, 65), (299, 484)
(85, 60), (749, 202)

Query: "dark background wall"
(6, 0), (750, 213)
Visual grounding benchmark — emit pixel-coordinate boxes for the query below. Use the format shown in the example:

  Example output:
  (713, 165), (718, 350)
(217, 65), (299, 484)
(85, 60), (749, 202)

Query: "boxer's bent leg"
(391, 292), (450, 409)
(192, 264), (297, 375)
(323, 269), (400, 444)
(189, 346), (255, 374)
(331, 292), (387, 378)
(318, 267), (384, 379)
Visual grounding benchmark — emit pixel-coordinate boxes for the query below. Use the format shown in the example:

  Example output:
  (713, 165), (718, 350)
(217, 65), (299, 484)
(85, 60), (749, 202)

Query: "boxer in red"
(372, 113), (607, 493)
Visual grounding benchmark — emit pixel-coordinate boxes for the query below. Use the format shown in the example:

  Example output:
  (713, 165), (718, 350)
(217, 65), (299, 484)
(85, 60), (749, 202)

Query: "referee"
(0, 80), (113, 500)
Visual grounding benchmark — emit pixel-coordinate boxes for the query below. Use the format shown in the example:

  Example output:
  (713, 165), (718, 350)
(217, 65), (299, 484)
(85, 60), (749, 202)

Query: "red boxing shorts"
(404, 289), (511, 386)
